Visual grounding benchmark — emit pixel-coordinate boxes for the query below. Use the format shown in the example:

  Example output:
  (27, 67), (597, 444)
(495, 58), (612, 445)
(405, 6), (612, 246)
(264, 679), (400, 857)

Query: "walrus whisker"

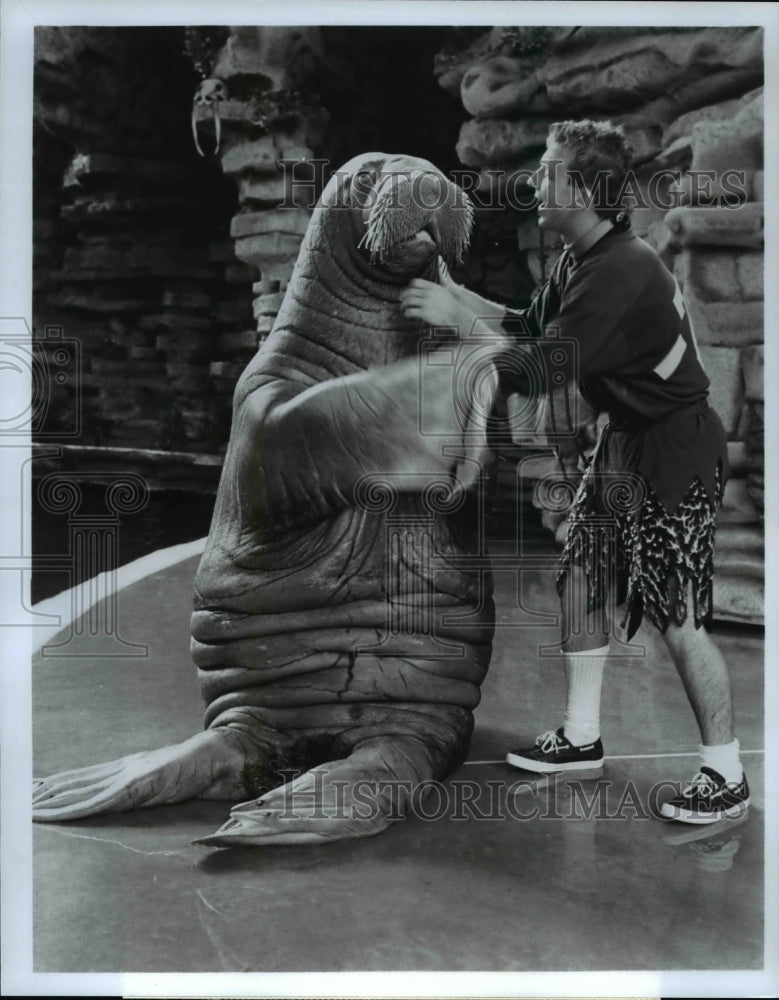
(359, 172), (475, 268)
(357, 229), (385, 264)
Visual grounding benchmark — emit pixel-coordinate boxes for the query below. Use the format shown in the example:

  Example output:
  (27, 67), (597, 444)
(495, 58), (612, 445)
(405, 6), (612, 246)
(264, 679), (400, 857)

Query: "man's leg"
(506, 566), (609, 772)
(559, 566), (610, 746)
(659, 583), (748, 823)
(661, 605), (735, 749)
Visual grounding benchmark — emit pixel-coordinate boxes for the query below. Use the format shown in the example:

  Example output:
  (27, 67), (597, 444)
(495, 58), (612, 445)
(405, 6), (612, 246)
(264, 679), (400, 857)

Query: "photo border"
(2, 1), (776, 996)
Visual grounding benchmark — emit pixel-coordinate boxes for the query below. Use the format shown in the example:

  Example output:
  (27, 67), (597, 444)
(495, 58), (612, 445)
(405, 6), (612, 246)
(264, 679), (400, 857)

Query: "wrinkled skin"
(33, 153), (509, 846)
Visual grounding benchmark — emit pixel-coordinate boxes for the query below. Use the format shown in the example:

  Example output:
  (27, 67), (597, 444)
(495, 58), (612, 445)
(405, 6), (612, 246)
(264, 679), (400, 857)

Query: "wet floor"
(32, 542), (765, 973)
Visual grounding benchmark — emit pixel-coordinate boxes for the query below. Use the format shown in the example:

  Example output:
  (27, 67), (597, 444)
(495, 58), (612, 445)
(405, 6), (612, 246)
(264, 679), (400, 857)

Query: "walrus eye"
(352, 170), (379, 218)
(354, 169), (376, 194)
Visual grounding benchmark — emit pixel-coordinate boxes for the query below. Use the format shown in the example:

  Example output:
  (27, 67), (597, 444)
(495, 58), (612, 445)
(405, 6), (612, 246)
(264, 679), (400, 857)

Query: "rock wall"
(33, 27), (253, 455)
(436, 25), (764, 623)
(31, 25), (477, 460)
(657, 96), (764, 624)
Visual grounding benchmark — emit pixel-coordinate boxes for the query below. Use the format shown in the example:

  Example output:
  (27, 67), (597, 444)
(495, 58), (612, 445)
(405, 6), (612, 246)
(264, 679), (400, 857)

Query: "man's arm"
(399, 259), (560, 432)
(437, 258), (512, 321)
(400, 277), (508, 339)
(401, 256), (552, 341)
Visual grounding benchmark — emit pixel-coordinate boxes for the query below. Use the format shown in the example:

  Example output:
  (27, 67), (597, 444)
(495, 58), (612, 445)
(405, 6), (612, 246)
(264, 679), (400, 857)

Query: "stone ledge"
(741, 346), (763, 402)
(460, 56), (550, 118)
(663, 86), (763, 147)
(537, 27), (762, 111)
(31, 443), (224, 492)
(715, 522), (764, 555)
(230, 209), (311, 240)
(219, 135), (316, 178)
(456, 118), (552, 168)
(674, 249), (763, 304)
(719, 476), (759, 524)
(697, 345), (744, 437)
(218, 330), (260, 353)
(712, 573), (764, 624)
(63, 153), (196, 188)
(252, 290), (286, 314)
(234, 233), (302, 281)
(661, 204), (763, 250)
(686, 300), (763, 349)
(689, 119), (762, 175)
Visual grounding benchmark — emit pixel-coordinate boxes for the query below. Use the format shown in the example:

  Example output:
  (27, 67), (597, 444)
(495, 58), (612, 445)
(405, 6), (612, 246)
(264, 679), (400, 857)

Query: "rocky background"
(32, 24), (763, 623)
(435, 25), (764, 623)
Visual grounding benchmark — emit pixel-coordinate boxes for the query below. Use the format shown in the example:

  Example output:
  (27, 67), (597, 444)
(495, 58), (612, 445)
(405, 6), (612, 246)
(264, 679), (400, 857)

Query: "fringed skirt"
(556, 464), (724, 640)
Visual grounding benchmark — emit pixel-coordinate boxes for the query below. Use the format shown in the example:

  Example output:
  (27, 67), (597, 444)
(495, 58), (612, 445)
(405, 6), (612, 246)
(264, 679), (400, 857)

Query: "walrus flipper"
(32, 727), (258, 821)
(193, 732), (455, 847)
(235, 345), (502, 533)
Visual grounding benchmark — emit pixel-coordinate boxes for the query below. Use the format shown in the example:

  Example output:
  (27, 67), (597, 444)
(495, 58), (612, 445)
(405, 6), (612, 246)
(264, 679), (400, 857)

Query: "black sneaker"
(659, 766), (750, 824)
(505, 728), (604, 774)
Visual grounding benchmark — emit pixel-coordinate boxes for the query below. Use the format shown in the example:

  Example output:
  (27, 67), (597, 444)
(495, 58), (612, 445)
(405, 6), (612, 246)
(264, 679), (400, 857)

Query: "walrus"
(33, 152), (509, 846)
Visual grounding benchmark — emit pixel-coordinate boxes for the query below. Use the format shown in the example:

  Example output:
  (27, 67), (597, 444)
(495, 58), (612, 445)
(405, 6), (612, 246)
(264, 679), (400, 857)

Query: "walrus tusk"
(191, 106), (205, 157)
(191, 104), (221, 157)
(213, 104), (221, 155)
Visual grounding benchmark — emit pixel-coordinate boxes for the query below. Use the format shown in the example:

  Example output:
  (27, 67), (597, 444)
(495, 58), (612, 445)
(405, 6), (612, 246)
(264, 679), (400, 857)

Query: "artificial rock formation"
(33, 27), (254, 456)
(659, 93), (764, 623)
(33, 24), (466, 461)
(437, 25), (764, 623)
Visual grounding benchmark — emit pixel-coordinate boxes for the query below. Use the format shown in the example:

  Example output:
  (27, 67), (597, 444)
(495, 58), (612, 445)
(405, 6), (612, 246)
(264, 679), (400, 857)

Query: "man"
(399, 120), (749, 825)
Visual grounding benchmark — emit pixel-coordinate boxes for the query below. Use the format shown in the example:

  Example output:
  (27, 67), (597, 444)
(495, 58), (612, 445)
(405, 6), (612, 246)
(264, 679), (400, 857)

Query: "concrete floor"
(32, 540), (765, 974)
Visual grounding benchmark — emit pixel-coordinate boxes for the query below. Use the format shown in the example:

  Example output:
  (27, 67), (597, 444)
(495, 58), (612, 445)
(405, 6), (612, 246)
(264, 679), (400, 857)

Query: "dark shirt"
(501, 227), (729, 511)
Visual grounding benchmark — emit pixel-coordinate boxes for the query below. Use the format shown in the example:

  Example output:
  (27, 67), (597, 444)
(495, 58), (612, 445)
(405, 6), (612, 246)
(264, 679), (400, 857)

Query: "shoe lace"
(536, 730), (564, 753)
(682, 771), (716, 799)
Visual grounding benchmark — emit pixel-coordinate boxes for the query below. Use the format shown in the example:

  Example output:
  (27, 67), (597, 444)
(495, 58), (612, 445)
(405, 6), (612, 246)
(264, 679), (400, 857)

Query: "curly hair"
(548, 120), (633, 227)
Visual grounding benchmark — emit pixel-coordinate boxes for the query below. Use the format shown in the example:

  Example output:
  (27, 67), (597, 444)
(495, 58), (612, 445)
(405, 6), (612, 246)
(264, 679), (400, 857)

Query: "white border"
(2, 2), (777, 998)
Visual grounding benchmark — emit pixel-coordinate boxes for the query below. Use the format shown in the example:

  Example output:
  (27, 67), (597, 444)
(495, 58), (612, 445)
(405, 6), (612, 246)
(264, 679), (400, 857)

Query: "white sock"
(562, 645), (609, 747)
(699, 739), (743, 783)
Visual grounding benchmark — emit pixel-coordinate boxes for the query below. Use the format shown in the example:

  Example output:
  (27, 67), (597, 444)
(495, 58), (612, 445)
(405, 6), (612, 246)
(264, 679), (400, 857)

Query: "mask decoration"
(191, 77), (228, 156)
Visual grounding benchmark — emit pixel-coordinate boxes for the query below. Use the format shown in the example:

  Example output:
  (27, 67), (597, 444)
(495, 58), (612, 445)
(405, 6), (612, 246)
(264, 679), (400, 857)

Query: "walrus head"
(322, 152), (474, 280)
(252, 153), (476, 379)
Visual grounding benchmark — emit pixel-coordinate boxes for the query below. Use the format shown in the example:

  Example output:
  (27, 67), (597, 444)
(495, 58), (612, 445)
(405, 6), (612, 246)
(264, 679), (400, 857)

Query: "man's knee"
(561, 634), (610, 654)
(662, 614), (710, 655)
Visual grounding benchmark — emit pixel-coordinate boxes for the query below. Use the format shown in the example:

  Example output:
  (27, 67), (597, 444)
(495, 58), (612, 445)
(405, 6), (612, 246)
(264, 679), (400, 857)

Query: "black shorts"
(556, 464), (724, 640)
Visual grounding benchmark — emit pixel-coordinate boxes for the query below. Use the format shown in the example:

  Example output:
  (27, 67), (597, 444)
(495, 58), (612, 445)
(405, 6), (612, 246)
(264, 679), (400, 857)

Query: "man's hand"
(400, 278), (470, 333)
(436, 256), (460, 291)
(402, 257), (512, 339)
